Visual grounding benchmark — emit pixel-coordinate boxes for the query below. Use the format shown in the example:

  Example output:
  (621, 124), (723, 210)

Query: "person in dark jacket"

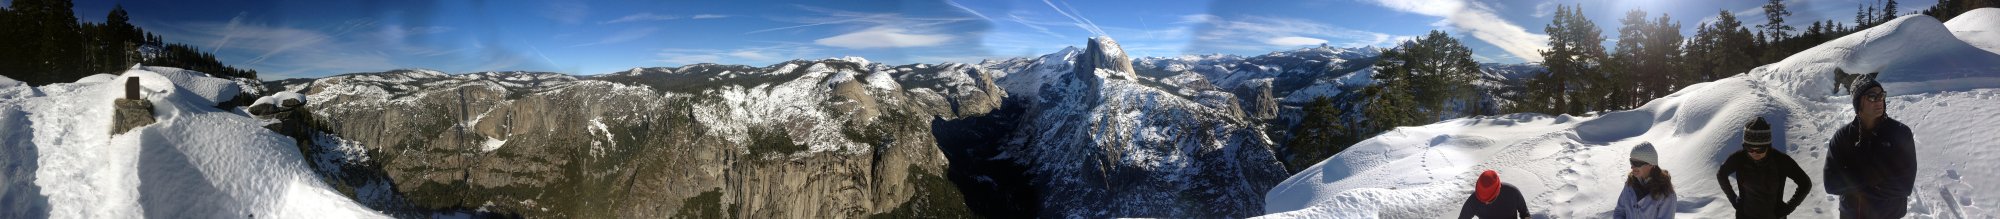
(1616, 142), (1676, 219)
(1717, 117), (1813, 218)
(1824, 77), (1918, 219)
(1460, 170), (1531, 219)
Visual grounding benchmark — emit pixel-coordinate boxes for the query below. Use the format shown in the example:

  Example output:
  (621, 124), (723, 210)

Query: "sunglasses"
(1746, 147), (1769, 154)
(1862, 90), (1886, 102)
(1630, 159), (1652, 168)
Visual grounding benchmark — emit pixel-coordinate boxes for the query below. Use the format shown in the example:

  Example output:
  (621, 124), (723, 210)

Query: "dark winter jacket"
(1717, 151), (1812, 218)
(1824, 117), (1918, 219)
(1459, 183), (1531, 219)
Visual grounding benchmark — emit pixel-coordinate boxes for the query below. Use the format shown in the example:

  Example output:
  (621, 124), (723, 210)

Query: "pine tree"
(1684, 21), (1716, 82)
(1883, 0), (1901, 23)
(1610, 10), (1687, 109)
(1862, 4), (1878, 27)
(1284, 96), (1349, 172)
(1610, 9), (1649, 109)
(1693, 9), (1758, 81)
(0, 0), (260, 85)
(1361, 46), (1420, 133)
(1538, 4), (1608, 115)
(1761, 0), (1794, 39)
(1364, 30), (1480, 127)
(1645, 13), (1684, 102)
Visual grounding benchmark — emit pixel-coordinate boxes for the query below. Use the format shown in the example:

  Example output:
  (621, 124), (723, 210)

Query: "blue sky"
(53, 0), (1934, 79)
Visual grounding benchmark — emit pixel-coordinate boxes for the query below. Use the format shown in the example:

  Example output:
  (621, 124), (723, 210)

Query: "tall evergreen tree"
(1284, 96), (1349, 173)
(1537, 4), (1608, 115)
(1861, 3), (1878, 27)
(1883, 0), (1901, 23)
(1644, 13), (1684, 102)
(1609, 9), (1650, 109)
(0, 0), (258, 85)
(1610, 9), (1687, 109)
(1364, 30), (1481, 127)
(1688, 10), (1758, 82)
(1761, 0), (1794, 39)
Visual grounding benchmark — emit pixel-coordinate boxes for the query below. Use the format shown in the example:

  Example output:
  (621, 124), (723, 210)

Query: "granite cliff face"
(275, 60), (1001, 218)
(268, 36), (1472, 218)
(988, 37), (1288, 218)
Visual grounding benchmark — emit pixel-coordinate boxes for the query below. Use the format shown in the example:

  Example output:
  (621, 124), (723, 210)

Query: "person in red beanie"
(1459, 169), (1531, 219)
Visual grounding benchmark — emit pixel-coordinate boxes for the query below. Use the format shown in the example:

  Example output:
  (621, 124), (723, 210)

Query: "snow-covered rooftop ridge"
(1260, 13), (2000, 218)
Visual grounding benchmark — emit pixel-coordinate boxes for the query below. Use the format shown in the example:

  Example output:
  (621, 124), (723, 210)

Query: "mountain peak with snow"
(1074, 36), (1137, 80)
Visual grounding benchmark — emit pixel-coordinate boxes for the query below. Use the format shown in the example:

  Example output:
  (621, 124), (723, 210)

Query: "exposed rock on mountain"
(276, 60), (998, 218)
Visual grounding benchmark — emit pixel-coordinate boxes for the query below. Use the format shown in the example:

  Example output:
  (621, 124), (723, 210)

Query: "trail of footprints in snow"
(1554, 141), (1590, 205)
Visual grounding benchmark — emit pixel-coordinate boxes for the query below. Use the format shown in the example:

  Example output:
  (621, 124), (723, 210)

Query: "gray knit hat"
(1631, 142), (1659, 166)
(1743, 117), (1773, 148)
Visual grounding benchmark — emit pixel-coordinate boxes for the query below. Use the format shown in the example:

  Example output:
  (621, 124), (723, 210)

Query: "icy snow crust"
(1262, 15), (2000, 218)
(0, 67), (385, 218)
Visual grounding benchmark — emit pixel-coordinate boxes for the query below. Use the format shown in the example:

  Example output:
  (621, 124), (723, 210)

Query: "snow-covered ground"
(1261, 12), (2000, 218)
(0, 67), (385, 218)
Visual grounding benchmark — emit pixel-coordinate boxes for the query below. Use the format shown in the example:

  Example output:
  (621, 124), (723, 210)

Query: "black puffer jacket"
(1717, 151), (1812, 218)
(1824, 118), (1917, 219)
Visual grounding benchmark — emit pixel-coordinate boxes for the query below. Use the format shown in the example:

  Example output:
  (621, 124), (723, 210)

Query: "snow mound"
(129, 66), (244, 104)
(1262, 14), (2000, 218)
(252, 91), (307, 107)
(0, 66), (385, 218)
(1946, 8), (2000, 55)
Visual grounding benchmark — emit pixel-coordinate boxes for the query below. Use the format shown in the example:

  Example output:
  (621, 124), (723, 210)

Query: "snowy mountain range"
(1262, 10), (2000, 218)
(1, 26), (1555, 217)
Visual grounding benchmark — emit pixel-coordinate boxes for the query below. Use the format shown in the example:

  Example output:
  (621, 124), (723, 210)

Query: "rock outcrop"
(960, 37), (1289, 218)
(280, 61), (999, 218)
(110, 78), (154, 134)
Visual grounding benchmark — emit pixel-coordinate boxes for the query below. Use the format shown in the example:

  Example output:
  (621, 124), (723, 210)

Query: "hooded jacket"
(1825, 78), (1918, 218)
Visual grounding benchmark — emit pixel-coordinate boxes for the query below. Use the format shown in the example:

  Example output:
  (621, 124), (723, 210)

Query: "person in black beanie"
(1717, 117), (1812, 218)
(1824, 76), (1918, 219)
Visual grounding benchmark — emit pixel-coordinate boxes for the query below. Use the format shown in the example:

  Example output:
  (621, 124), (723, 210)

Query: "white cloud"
(690, 14), (730, 19)
(1365, 0), (1548, 62)
(1533, 1), (1558, 18)
(655, 44), (820, 65)
(1186, 15), (1410, 53)
(1264, 36), (1328, 47)
(569, 27), (658, 47)
(602, 12), (676, 24)
(1371, 0), (1468, 17)
(815, 26), (953, 49)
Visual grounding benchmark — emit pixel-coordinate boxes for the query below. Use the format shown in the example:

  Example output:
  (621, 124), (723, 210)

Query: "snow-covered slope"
(1262, 14), (2000, 218)
(0, 67), (384, 218)
(1947, 8), (2000, 55)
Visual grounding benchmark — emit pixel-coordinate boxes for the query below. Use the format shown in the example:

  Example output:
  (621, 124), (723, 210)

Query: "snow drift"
(0, 67), (385, 218)
(1261, 14), (2000, 218)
